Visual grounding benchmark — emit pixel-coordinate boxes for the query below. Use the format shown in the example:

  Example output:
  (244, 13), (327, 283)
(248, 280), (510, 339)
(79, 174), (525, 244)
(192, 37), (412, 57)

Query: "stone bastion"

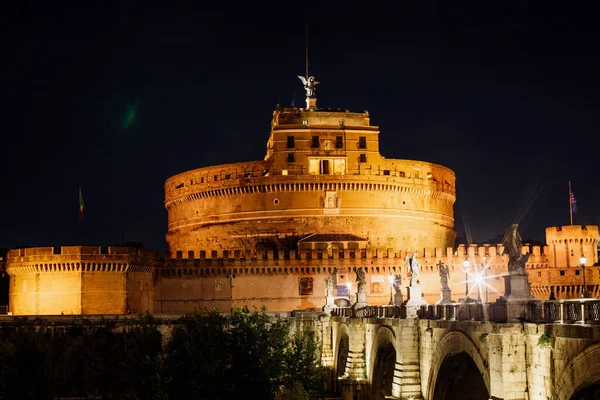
(6, 246), (156, 315)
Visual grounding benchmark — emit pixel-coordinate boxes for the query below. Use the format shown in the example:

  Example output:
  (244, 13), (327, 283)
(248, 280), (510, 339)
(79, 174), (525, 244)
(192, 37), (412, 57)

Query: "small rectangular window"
(575, 270), (581, 276)
(560, 270), (565, 276)
(287, 153), (295, 163)
(398, 171), (406, 178)
(214, 175), (218, 181)
(383, 170), (390, 176)
(358, 136), (367, 149)
(287, 136), (295, 148)
(201, 177), (204, 183)
(225, 174), (231, 180)
(244, 172), (251, 178)
(335, 136), (343, 148)
(359, 154), (367, 163)
(302, 120), (308, 125)
(311, 136), (319, 148)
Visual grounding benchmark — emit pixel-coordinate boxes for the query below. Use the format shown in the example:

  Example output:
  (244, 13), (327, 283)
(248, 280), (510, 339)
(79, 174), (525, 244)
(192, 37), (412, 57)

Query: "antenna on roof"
(305, 24), (309, 80)
(298, 24), (319, 110)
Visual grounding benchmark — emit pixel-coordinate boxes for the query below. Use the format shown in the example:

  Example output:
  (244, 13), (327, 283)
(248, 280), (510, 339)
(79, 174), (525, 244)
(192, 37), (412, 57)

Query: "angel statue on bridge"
(501, 223), (530, 276)
(406, 252), (421, 287)
(438, 261), (450, 289)
(393, 274), (402, 294)
(356, 268), (366, 294)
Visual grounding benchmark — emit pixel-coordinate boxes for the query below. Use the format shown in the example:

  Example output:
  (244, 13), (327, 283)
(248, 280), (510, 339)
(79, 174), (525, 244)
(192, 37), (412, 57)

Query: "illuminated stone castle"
(5, 77), (600, 315)
(164, 102), (456, 253)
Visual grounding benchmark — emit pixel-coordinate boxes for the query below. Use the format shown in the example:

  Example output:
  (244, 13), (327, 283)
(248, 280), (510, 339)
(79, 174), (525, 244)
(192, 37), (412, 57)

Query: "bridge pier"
(346, 320), (367, 379)
(396, 324), (423, 399)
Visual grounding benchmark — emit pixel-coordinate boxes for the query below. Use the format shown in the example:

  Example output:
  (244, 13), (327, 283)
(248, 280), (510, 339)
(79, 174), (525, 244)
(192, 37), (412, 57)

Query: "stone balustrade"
(330, 298), (600, 325)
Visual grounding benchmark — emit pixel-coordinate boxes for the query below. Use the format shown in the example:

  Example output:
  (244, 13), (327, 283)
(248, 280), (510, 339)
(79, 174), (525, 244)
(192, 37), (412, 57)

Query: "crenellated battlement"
(157, 244), (552, 278)
(7, 246), (157, 275)
(162, 244), (551, 262)
(7, 245), (157, 261)
(543, 225), (599, 268)
(545, 225), (599, 243)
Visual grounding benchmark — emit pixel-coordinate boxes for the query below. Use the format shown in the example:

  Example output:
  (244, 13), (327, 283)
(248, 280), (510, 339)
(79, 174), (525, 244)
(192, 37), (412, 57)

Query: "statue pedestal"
(435, 288), (453, 304)
(355, 290), (368, 308)
(404, 286), (427, 318)
(394, 292), (404, 306)
(323, 294), (335, 315)
(497, 274), (535, 322)
(503, 274), (533, 301)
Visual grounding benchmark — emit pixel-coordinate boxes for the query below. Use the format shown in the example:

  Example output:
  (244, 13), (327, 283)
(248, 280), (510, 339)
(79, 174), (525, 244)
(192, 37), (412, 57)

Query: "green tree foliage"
(113, 314), (168, 399)
(0, 321), (52, 400)
(0, 310), (323, 400)
(283, 329), (323, 397)
(166, 310), (230, 399)
(166, 307), (323, 400)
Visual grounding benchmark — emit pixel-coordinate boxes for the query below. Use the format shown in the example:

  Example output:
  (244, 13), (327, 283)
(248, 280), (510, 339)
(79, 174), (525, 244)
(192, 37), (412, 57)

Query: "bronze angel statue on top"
(298, 75), (320, 98)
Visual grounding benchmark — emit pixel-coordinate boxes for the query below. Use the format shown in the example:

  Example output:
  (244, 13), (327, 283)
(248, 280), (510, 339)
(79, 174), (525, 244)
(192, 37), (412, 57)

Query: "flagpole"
(79, 185), (84, 245)
(568, 181), (573, 225)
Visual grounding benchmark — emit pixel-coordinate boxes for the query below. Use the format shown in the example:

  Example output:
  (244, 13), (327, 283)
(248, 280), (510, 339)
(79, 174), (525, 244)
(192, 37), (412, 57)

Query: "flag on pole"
(570, 191), (577, 214)
(79, 186), (85, 220)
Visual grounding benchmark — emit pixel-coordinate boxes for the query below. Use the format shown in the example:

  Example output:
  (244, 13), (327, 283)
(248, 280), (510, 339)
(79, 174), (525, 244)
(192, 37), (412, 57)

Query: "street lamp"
(463, 258), (470, 301)
(388, 274), (395, 305)
(580, 255), (587, 298)
(483, 255), (488, 303)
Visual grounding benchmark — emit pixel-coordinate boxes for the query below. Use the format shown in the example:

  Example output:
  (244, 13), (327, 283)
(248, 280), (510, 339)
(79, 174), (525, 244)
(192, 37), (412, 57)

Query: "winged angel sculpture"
(298, 75), (320, 98)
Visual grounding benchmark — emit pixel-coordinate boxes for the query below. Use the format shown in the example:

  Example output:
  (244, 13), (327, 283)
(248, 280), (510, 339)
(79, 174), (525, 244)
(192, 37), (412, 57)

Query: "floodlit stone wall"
(531, 225), (600, 299)
(6, 246), (156, 315)
(155, 243), (547, 313)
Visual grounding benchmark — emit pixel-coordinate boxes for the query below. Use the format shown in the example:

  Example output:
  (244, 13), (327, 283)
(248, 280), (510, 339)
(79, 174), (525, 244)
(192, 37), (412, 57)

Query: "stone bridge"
(320, 299), (600, 400)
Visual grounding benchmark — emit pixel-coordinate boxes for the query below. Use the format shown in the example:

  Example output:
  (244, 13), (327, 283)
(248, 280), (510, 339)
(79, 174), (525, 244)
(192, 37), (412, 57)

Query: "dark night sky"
(2, 2), (599, 253)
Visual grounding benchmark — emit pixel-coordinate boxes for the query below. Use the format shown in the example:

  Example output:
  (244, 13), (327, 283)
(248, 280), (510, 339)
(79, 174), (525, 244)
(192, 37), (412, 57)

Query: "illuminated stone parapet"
(6, 246), (156, 315)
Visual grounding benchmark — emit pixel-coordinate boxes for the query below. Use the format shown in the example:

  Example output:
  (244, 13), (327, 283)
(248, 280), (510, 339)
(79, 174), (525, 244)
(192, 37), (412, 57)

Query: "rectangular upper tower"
(265, 108), (380, 176)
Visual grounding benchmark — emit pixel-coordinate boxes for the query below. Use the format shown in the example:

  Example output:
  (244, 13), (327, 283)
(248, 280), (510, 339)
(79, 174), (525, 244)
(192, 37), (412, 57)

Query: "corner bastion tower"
(165, 77), (456, 255)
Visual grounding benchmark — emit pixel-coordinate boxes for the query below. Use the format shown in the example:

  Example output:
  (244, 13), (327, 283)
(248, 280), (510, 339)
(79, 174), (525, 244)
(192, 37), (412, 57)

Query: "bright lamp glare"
(580, 255), (587, 265)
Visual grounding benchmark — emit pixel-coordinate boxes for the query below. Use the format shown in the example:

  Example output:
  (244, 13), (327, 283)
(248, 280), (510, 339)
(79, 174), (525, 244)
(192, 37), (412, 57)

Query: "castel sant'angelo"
(5, 76), (600, 315)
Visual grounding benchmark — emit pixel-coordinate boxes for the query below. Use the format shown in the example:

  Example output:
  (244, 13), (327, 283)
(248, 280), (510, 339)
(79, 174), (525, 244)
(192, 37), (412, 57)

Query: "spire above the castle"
(298, 25), (318, 110)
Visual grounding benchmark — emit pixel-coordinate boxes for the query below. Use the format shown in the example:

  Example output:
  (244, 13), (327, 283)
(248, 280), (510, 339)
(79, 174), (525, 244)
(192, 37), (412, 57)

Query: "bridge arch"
(334, 323), (350, 379)
(368, 326), (398, 399)
(553, 343), (600, 400)
(425, 331), (490, 400)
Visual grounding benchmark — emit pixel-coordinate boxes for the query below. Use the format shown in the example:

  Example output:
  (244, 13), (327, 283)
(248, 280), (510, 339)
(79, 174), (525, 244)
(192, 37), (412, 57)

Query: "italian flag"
(79, 185), (84, 220)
